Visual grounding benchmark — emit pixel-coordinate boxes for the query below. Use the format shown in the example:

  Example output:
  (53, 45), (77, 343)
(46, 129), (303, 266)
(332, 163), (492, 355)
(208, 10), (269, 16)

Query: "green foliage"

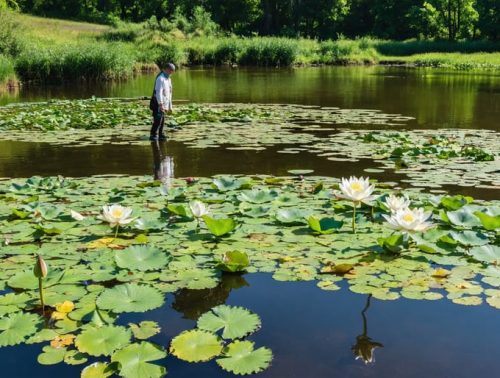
(14, 43), (135, 83)
(115, 245), (171, 271)
(97, 283), (165, 313)
(111, 342), (167, 378)
(170, 330), (223, 362)
(202, 216), (237, 237)
(197, 305), (261, 339)
(215, 251), (250, 273)
(217, 340), (273, 375)
(75, 325), (131, 356)
(0, 54), (16, 85)
(0, 312), (40, 347)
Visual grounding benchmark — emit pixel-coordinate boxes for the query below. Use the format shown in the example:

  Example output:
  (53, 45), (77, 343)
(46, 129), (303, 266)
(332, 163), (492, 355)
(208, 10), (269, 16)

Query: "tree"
(429, 0), (479, 39)
(476, 0), (499, 39)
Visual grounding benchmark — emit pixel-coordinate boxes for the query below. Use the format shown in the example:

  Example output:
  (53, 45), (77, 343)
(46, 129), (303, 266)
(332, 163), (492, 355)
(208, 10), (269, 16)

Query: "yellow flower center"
(350, 182), (363, 191)
(403, 214), (414, 223)
(111, 209), (123, 218)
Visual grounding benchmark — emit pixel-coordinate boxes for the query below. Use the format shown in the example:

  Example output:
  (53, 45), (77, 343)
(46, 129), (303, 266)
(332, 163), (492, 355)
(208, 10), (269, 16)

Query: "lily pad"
(216, 340), (273, 375)
(115, 245), (171, 271)
(197, 305), (261, 340)
(307, 216), (343, 235)
(75, 325), (131, 357)
(97, 283), (164, 313)
(0, 312), (40, 347)
(129, 321), (161, 340)
(170, 330), (223, 362)
(111, 342), (167, 378)
(202, 216), (237, 237)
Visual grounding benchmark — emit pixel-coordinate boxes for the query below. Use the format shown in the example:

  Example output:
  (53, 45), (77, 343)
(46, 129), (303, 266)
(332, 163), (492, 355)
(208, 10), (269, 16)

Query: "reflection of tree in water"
(172, 274), (249, 320)
(352, 295), (384, 364)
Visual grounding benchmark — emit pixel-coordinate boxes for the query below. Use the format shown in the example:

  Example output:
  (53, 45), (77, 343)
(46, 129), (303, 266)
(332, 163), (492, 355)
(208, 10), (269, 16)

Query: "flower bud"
(33, 255), (48, 278)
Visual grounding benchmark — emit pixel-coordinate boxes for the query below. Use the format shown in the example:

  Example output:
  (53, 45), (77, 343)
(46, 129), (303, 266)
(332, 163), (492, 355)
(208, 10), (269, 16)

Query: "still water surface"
(1, 67), (499, 377)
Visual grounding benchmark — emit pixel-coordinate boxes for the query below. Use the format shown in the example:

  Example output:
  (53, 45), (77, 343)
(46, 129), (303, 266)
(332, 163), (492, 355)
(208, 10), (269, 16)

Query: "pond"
(0, 67), (499, 378)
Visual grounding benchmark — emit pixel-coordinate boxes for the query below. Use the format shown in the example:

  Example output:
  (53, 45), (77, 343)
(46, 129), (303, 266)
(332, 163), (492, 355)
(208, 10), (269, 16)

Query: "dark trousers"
(150, 105), (165, 137)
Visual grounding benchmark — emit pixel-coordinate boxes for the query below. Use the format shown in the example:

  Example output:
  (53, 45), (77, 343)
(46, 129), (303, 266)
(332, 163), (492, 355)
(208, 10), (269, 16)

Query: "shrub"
(213, 39), (243, 65)
(14, 43), (135, 83)
(239, 38), (298, 66)
(152, 43), (187, 68)
(0, 54), (16, 84)
(0, 9), (24, 56)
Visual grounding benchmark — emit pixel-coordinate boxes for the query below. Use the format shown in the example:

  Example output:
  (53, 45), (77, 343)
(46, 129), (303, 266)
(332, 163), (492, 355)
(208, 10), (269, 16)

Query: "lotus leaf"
(81, 362), (116, 378)
(474, 211), (500, 231)
(202, 216), (237, 237)
(37, 345), (67, 365)
(0, 312), (40, 347)
(237, 189), (279, 204)
(111, 342), (167, 378)
(275, 208), (309, 225)
(469, 245), (500, 264)
(216, 340), (273, 375)
(170, 330), (223, 362)
(197, 305), (261, 339)
(215, 251), (250, 273)
(129, 321), (161, 340)
(115, 245), (171, 271)
(75, 325), (131, 357)
(97, 283), (164, 313)
(307, 216), (343, 235)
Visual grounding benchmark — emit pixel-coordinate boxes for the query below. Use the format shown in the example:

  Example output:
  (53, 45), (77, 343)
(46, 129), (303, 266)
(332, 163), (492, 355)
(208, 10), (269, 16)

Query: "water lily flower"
(70, 210), (85, 221)
(189, 201), (209, 218)
(383, 207), (434, 233)
(102, 205), (134, 226)
(384, 194), (411, 213)
(102, 205), (134, 238)
(338, 176), (376, 233)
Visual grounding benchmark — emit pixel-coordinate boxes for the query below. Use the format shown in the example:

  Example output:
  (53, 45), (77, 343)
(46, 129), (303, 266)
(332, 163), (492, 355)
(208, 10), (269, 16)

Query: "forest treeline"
(6, 0), (500, 40)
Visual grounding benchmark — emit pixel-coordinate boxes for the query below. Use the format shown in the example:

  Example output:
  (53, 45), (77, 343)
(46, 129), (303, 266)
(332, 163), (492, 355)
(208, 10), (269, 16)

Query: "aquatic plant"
(33, 255), (48, 314)
(338, 176), (376, 233)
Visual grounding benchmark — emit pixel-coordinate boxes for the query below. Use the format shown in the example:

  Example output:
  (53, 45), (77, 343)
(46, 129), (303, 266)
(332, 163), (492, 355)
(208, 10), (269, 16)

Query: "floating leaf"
(307, 216), (343, 235)
(97, 283), (164, 313)
(129, 321), (161, 340)
(216, 340), (273, 375)
(170, 330), (222, 362)
(237, 190), (278, 204)
(75, 325), (131, 357)
(37, 345), (66, 365)
(0, 312), (40, 347)
(474, 211), (500, 231)
(111, 342), (167, 378)
(275, 209), (309, 225)
(115, 245), (171, 271)
(197, 305), (261, 340)
(202, 216), (237, 237)
(81, 362), (116, 378)
(469, 245), (500, 264)
(215, 251), (250, 273)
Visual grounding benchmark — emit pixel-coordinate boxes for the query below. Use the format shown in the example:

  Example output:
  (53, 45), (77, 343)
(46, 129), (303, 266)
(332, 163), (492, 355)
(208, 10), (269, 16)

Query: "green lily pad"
(115, 245), (171, 271)
(216, 340), (273, 375)
(129, 321), (161, 340)
(37, 345), (67, 365)
(275, 209), (309, 225)
(215, 251), (250, 273)
(474, 211), (500, 231)
(81, 362), (116, 378)
(469, 245), (500, 264)
(307, 216), (343, 235)
(111, 342), (167, 378)
(75, 325), (131, 357)
(197, 305), (261, 340)
(202, 216), (237, 237)
(0, 312), (40, 347)
(97, 283), (165, 313)
(238, 189), (278, 204)
(170, 330), (223, 362)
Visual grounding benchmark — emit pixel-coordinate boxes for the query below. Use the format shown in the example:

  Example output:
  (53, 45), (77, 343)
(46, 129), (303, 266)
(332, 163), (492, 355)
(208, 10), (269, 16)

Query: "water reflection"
(172, 274), (249, 320)
(352, 295), (384, 364)
(151, 141), (175, 185)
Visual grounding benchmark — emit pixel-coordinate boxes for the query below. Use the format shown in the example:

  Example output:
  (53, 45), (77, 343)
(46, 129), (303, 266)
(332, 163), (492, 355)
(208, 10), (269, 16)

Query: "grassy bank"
(3, 12), (500, 84)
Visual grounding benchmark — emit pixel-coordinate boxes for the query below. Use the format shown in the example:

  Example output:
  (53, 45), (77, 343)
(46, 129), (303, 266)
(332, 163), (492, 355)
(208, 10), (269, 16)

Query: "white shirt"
(154, 72), (173, 110)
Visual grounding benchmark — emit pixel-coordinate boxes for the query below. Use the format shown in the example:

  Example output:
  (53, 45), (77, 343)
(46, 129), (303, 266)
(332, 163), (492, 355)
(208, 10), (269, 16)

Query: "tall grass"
(15, 43), (135, 83)
(385, 52), (500, 70)
(372, 39), (500, 56)
(0, 55), (17, 85)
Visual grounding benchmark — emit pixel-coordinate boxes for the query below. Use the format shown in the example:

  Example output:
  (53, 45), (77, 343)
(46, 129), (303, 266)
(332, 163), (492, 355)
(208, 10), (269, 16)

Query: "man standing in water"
(150, 62), (175, 141)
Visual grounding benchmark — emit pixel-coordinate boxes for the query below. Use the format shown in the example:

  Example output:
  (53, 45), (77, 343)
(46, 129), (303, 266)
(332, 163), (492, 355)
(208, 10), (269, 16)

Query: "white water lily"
(102, 205), (134, 238)
(189, 201), (209, 218)
(339, 176), (376, 204)
(70, 210), (85, 221)
(383, 207), (434, 232)
(384, 195), (411, 213)
(338, 176), (376, 233)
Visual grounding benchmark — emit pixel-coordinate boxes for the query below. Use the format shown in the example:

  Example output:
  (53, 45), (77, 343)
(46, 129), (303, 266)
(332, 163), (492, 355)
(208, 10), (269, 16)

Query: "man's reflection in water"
(151, 141), (175, 186)
(172, 275), (249, 320)
(352, 294), (384, 364)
